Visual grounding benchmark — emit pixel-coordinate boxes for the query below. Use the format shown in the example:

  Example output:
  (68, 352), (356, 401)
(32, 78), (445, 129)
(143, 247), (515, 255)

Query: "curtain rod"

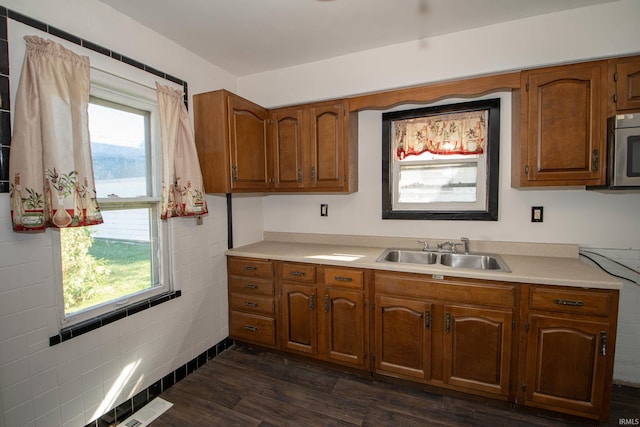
(89, 65), (182, 93)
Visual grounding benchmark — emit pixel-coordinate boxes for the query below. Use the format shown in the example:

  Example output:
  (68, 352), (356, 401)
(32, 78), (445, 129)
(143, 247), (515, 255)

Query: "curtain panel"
(156, 83), (208, 219)
(9, 36), (102, 233)
(394, 110), (487, 160)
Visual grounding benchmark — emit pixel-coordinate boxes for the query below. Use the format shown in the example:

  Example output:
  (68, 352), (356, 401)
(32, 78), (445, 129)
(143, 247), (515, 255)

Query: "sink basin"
(377, 249), (510, 272)
(439, 253), (511, 272)
(378, 249), (438, 265)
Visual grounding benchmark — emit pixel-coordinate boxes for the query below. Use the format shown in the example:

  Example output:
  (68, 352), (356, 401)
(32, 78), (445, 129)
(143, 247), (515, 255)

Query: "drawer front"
(228, 257), (273, 278)
(325, 268), (364, 289)
(229, 276), (275, 297)
(230, 311), (276, 346)
(230, 294), (275, 315)
(281, 262), (316, 283)
(529, 287), (611, 317)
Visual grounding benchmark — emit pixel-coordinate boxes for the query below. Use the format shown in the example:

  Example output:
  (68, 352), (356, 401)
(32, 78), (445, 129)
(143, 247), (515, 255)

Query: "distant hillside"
(91, 142), (146, 180)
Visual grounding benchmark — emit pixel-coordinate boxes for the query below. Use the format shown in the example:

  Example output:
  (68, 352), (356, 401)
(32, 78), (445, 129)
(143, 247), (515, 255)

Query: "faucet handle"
(418, 240), (430, 251)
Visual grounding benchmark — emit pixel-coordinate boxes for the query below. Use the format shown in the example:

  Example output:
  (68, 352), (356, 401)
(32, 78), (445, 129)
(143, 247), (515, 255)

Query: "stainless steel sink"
(439, 253), (511, 272)
(377, 248), (510, 272)
(378, 249), (438, 264)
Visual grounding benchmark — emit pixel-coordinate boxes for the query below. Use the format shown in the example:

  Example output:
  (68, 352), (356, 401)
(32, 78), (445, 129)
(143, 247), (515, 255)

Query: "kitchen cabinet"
(270, 99), (358, 192)
(281, 263), (367, 369)
(520, 285), (618, 420)
(374, 271), (516, 400)
(512, 61), (608, 187)
(227, 257), (278, 348)
(194, 90), (271, 193)
(612, 55), (640, 112)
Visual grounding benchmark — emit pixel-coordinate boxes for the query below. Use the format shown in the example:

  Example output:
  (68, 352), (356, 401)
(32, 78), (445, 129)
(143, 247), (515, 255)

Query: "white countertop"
(225, 235), (623, 290)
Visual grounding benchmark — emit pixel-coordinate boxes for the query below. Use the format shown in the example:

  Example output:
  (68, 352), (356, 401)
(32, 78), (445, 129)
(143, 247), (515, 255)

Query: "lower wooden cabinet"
(520, 285), (618, 420)
(281, 263), (368, 369)
(374, 271), (516, 400)
(227, 256), (619, 421)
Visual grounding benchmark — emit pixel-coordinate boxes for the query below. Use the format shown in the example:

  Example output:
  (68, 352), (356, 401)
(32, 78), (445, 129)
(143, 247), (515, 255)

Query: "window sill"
(49, 290), (181, 346)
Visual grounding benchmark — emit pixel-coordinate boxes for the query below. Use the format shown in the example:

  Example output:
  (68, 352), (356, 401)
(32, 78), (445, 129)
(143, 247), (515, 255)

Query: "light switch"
(320, 204), (328, 217)
(531, 206), (543, 222)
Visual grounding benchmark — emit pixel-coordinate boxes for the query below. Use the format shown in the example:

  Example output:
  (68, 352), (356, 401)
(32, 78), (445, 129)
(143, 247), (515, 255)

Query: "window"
(382, 98), (500, 221)
(55, 75), (171, 327)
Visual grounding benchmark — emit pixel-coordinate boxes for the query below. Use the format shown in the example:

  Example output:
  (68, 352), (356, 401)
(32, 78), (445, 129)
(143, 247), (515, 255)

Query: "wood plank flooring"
(154, 345), (639, 426)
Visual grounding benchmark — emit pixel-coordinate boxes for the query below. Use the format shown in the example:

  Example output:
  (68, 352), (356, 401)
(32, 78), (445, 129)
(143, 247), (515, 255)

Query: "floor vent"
(117, 397), (173, 427)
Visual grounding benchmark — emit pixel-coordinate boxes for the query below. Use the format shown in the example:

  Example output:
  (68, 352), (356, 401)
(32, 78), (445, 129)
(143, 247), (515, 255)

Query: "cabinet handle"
(324, 294), (330, 313)
(244, 301), (258, 307)
(445, 312), (451, 334)
(243, 325), (258, 331)
(297, 168), (302, 183)
(592, 149), (599, 172)
(290, 271), (306, 277)
(232, 165), (238, 182)
(600, 331), (607, 356)
(310, 294), (316, 310)
(243, 283), (258, 289)
(425, 310), (431, 330)
(334, 276), (352, 282)
(243, 265), (258, 271)
(311, 167), (316, 182)
(553, 299), (584, 307)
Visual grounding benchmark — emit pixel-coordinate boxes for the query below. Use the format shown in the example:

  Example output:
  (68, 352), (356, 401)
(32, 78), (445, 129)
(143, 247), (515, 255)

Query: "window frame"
(53, 72), (173, 329)
(381, 98), (501, 221)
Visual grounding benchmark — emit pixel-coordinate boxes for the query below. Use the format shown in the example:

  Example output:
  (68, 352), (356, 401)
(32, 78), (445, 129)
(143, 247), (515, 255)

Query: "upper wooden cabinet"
(270, 99), (358, 192)
(512, 61), (608, 187)
(194, 90), (270, 193)
(195, 90), (357, 193)
(613, 55), (640, 112)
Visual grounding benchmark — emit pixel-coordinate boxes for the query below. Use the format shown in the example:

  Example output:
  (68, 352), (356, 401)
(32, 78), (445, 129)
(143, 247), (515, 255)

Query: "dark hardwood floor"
(154, 345), (639, 426)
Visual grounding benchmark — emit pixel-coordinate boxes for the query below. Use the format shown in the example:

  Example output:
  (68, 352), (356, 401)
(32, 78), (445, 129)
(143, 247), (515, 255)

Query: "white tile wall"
(0, 194), (230, 426)
(580, 247), (640, 386)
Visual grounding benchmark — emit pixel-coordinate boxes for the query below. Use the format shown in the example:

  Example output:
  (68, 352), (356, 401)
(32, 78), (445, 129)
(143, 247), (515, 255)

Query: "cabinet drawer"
(229, 276), (274, 297)
(230, 311), (276, 346)
(230, 294), (275, 315)
(281, 262), (316, 283)
(529, 287), (611, 317)
(228, 257), (273, 278)
(325, 268), (363, 289)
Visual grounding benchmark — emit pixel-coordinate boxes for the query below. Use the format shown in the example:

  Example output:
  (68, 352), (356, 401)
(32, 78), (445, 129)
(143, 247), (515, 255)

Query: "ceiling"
(98, 0), (616, 77)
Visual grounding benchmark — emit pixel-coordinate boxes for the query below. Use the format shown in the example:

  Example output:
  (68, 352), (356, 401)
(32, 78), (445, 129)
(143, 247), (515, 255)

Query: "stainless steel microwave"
(594, 113), (640, 190)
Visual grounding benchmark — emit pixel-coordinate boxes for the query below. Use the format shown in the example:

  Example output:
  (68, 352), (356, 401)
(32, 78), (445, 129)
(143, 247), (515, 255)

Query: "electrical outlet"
(531, 206), (543, 222)
(320, 204), (328, 217)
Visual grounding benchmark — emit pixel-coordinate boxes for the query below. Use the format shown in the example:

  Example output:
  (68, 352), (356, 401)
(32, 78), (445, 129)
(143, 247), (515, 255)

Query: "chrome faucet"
(418, 240), (430, 251)
(461, 237), (470, 254)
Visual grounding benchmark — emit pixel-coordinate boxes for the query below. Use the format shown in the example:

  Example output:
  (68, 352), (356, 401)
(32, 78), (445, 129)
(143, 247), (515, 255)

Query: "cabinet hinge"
(363, 352), (367, 360)
(512, 321), (516, 330)
(525, 82), (529, 92)
(521, 383), (526, 392)
(524, 165), (529, 175)
(600, 331), (607, 356)
(509, 381), (513, 391)
(592, 149), (600, 172)
(232, 165), (238, 182)
(524, 323), (529, 332)
(372, 302), (375, 309)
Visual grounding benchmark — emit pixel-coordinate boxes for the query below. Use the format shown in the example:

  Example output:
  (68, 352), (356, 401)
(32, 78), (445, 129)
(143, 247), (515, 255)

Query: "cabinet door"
(271, 106), (305, 189)
(524, 314), (610, 417)
(227, 94), (271, 191)
(374, 295), (431, 380)
(320, 288), (365, 367)
(281, 283), (317, 355)
(522, 61), (606, 185)
(443, 305), (513, 397)
(307, 101), (347, 190)
(615, 56), (640, 111)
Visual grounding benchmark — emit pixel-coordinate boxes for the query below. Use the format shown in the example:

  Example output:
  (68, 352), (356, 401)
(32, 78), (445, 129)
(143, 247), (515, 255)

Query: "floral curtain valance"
(9, 36), (102, 232)
(156, 83), (208, 219)
(394, 110), (487, 160)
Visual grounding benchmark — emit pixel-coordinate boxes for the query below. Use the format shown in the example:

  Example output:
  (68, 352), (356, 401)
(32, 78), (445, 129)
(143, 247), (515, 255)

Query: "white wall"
(0, 1), (239, 426)
(236, 1), (640, 385)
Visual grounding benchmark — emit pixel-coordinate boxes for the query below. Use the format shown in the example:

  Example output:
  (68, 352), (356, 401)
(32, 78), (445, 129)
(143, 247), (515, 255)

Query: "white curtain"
(9, 36), (102, 233)
(156, 83), (208, 219)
